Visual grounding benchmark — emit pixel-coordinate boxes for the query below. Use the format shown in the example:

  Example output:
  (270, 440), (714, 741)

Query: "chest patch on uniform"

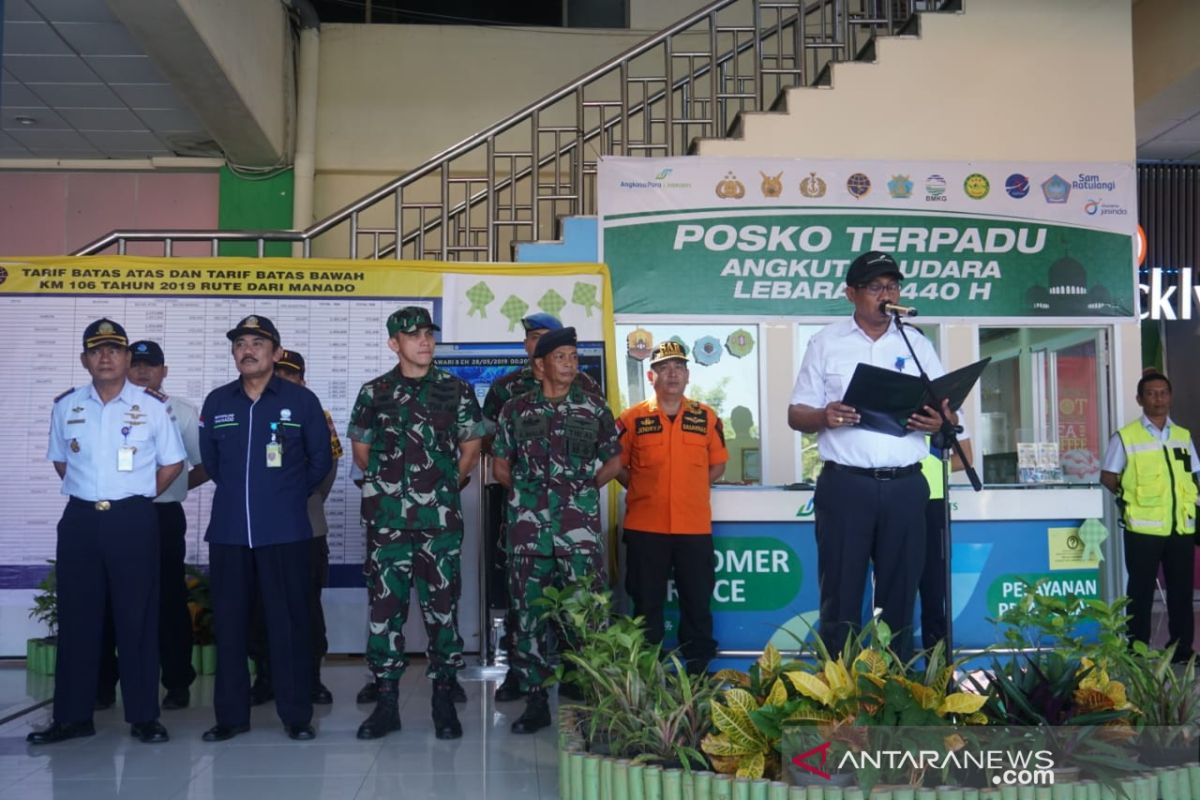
(212, 413), (237, 427)
(681, 409), (708, 436)
(635, 416), (663, 435)
(564, 417), (599, 459)
(516, 414), (549, 441)
(428, 382), (459, 412)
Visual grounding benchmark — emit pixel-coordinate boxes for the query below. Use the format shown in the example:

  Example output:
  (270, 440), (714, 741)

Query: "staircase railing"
(74, 0), (936, 260)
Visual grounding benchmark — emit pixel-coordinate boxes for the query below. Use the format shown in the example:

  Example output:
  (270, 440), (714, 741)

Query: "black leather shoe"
(95, 689), (116, 711)
(201, 723), (250, 742)
(311, 682), (333, 705)
(26, 720), (96, 745)
(249, 678), (274, 707)
(161, 688), (190, 710)
(494, 669), (525, 702)
(131, 720), (169, 743)
(510, 690), (551, 734)
(285, 723), (316, 741)
(356, 680), (379, 704)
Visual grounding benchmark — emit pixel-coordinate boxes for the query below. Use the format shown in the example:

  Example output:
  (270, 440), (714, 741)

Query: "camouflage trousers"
(365, 526), (465, 681)
(509, 548), (606, 692)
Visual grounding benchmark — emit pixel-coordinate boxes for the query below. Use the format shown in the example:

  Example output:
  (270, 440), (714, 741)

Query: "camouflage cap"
(532, 326), (576, 358)
(649, 339), (689, 366)
(387, 305), (441, 335)
(82, 318), (128, 350)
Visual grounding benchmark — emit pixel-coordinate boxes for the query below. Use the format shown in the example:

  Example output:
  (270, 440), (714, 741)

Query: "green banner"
(604, 211), (1135, 318)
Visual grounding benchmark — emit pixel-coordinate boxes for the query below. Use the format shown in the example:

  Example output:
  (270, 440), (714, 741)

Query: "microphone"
(881, 302), (918, 317)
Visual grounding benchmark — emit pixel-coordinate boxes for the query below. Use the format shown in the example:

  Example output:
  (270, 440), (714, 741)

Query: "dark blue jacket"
(199, 375), (332, 547)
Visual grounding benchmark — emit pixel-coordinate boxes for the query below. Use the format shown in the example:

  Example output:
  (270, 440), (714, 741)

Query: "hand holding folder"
(841, 357), (991, 438)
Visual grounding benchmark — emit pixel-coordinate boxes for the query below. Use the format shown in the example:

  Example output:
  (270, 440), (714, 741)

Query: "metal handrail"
(74, 0), (929, 259)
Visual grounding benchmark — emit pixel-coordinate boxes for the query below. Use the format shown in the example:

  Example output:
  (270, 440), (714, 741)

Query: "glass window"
(977, 327), (1108, 485)
(614, 323), (761, 485)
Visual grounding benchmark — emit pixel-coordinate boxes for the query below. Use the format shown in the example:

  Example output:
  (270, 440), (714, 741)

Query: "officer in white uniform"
(29, 318), (186, 745)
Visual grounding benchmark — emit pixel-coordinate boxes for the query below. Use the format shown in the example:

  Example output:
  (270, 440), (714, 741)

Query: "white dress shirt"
(791, 317), (946, 468)
(47, 381), (188, 501)
(156, 394), (203, 503)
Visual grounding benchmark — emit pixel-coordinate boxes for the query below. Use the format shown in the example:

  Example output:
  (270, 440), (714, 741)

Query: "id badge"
(117, 446), (135, 472)
(266, 441), (282, 468)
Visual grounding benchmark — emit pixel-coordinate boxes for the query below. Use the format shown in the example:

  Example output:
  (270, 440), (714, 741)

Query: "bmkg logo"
(924, 174), (948, 201)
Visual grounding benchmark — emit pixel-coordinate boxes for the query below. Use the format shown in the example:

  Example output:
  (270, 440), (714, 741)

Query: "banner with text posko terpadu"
(597, 157), (1138, 320)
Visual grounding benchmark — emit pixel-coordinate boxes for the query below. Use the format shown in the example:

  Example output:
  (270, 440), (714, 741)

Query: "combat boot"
(510, 688), (551, 734)
(356, 679), (401, 740)
(431, 680), (463, 740)
(494, 668), (525, 702)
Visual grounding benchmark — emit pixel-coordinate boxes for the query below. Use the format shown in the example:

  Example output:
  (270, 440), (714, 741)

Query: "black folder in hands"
(841, 357), (991, 438)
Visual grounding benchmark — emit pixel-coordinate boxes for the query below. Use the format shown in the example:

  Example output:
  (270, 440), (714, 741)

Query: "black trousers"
(1124, 529), (1195, 656)
(813, 466), (927, 660)
(98, 502), (196, 695)
(55, 496), (160, 725)
(250, 537), (329, 682)
(210, 540), (312, 728)
(918, 498), (949, 652)
(624, 530), (717, 669)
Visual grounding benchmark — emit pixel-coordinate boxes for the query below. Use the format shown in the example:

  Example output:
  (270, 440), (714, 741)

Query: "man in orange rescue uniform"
(617, 340), (728, 674)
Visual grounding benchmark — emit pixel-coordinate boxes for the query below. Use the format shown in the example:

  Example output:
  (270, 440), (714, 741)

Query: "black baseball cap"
(129, 340), (165, 366)
(533, 326), (577, 359)
(277, 349), (306, 377)
(845, 251), (902, 286)
(226, 314), (281, 346)
(82, 318), (128, 350)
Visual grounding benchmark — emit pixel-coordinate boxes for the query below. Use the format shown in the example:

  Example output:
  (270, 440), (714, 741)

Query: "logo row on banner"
(597, 157), (1138, 320)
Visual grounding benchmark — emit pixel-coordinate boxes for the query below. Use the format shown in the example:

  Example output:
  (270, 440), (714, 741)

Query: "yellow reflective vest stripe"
(922, 436), (944, 501)
(1117, 420), (1198, 536)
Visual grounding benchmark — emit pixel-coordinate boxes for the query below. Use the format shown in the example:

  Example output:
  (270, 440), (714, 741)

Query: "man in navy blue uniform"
(29, 318), (186, 745)
(198, 315), (332, 742)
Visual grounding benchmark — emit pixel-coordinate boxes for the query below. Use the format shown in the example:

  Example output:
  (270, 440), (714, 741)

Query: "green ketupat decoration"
(465, 281), (495, 317)
(538, 289), (566, 317)
(499, 295), (529, 331)
(571, 282), (601, 317)
(1076, 518), (1108, 563)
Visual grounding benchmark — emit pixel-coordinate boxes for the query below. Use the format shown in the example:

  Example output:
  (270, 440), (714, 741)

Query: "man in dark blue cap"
(198, 314), (332, 742)
(29, 319), (186, 745)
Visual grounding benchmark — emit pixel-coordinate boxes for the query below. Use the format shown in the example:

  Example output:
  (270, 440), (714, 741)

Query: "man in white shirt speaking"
(787, 251), (957, 659)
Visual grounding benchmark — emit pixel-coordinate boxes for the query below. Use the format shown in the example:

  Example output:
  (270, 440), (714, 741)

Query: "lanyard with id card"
(118, 425), (136, 471)
(266, 422), (283, 468)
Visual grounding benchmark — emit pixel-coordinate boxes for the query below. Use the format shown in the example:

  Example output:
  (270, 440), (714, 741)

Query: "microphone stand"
(889, 306), (982, 658)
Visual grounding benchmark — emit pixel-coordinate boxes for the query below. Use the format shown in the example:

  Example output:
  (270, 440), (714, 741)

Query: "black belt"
(824, 462), (921, 480)
(69, 496), (150, 512)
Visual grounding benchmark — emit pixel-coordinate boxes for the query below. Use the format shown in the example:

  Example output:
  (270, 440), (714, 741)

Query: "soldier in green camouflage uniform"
(492, 326), (622, 734)
(347, 306), (485, 741)
(482, 312), (602, 704)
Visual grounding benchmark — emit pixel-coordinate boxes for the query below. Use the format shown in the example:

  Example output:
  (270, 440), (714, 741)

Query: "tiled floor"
(0, 661), (562, 800)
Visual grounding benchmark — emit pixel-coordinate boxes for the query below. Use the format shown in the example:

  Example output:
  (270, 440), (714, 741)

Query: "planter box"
(25, 638), (56, 675)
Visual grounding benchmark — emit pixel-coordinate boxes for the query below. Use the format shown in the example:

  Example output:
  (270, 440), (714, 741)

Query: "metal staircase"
(74, 0), (958, 261)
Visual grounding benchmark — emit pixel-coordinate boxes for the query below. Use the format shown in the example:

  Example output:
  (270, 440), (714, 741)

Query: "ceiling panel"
(3, 53), (97, 82)
(2, 20), (73, 55)
(26, 82), (123, 108)
(55, 22), (145, 56)
(0, 0), (214, 159)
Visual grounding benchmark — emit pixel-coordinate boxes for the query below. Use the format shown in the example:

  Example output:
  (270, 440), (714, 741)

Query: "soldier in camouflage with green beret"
(347, 306), (485, 741)
(492, 326), (623, 734)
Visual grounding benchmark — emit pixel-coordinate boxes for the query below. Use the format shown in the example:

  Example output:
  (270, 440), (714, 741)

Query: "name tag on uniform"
(266, 441), (282, 468)
(516, 415), (549, 441)
(117, 446), (135, 472)
(564, 418), (599, 459)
